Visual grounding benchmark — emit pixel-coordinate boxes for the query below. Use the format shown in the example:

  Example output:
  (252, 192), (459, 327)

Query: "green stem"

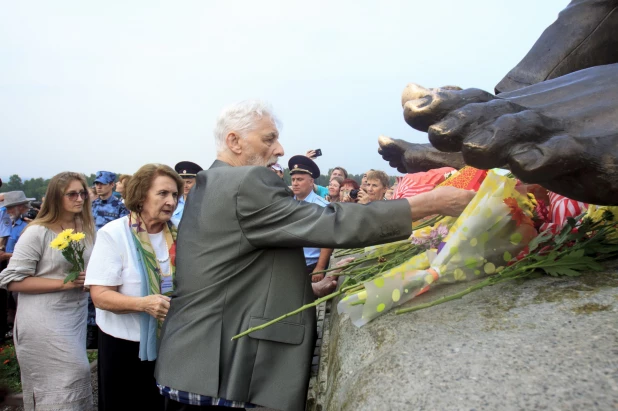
(232, 290), (344, 340)
(413, 215), (445, 230)
(312, 246), (417, 276)
(394, 273), (526, 315)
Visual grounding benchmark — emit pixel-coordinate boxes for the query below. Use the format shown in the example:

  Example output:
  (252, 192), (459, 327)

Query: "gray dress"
(0, 225), (93, 411)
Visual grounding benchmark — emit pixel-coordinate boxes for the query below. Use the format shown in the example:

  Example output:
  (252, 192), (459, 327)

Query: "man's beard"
(246, 151), (278, 168)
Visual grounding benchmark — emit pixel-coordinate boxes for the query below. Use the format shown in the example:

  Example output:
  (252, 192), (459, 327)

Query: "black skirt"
(97, 328), (165, 411)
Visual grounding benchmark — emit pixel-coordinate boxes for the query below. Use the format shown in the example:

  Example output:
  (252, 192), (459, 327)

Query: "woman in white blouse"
(86, 164), (183, 411)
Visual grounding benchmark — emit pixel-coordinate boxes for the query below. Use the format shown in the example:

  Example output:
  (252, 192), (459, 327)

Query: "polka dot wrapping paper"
(338, 171), (538, 327)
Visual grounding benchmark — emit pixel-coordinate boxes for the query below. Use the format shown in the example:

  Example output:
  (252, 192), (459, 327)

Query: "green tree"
(22, 177), (49, 200)
(86, 174), (97, 187)
(6, 174), (23, 191)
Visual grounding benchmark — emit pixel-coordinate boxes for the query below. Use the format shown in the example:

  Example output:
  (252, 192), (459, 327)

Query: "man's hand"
(407, 186), (476, 221)
(311, 258), (353, 297)
(311, 272), (325, 282)
(432, 186), (476, 216)
(305, 150), (318, 159)
(312, 275), (338, 298)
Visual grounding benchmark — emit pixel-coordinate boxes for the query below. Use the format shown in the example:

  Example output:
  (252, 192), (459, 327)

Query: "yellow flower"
(59, 229), (74, 241)
(586, 205), (618, 223)
(70, 232), (86, 242)
(526, 193), (538, 208)
(57, 241), (70, 250)
(586, 205), (618, 241)
(50, 236), (70, 250)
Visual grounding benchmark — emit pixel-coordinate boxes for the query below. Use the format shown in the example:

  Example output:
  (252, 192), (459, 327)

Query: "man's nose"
(274, 141), (284, 157)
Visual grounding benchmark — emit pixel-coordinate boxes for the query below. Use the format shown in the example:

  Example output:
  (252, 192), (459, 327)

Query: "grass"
(0, 342), (98, 394)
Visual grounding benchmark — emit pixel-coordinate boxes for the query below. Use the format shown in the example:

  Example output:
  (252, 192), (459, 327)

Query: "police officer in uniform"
(288, 155), (333, 280)
(172, 161), (203, 226)
(92, 171), (129, 231)
(89, 170), (128, 348)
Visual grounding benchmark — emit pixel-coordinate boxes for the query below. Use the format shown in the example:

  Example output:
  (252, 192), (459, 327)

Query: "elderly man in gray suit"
(155, 100), (475, 411)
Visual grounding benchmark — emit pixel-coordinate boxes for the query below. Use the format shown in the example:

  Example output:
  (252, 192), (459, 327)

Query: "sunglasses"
(64, 191), (88, 201)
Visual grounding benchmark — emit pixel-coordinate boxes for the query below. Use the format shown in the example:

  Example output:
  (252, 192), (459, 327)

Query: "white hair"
(214, 99), (281, 153)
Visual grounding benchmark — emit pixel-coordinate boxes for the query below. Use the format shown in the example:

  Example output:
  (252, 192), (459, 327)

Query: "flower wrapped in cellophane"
(338, 171), (538, 327)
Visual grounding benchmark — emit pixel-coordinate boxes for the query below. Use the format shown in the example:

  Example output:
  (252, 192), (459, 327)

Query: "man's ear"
(226, 132), (243, 155)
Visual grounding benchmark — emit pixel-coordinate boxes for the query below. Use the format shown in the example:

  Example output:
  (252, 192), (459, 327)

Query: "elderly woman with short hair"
(85, 164), (183, 411)
(358, 170), (390, 204)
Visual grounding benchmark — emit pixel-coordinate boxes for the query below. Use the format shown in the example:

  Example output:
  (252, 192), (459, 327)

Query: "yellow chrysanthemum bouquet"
(50, 229), (87, 283)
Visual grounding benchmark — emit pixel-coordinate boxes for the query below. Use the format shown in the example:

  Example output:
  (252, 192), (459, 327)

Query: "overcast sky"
(1, 0), (567, 180)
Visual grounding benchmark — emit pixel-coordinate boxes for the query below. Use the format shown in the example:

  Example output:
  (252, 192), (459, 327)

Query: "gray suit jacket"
(155, 160), (413, 411)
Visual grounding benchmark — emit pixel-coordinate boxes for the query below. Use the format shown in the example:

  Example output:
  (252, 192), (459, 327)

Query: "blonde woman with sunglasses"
(0, 172), (95, 410)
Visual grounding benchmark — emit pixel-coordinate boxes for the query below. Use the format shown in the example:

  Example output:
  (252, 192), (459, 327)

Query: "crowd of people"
(0, 99), (581, 411)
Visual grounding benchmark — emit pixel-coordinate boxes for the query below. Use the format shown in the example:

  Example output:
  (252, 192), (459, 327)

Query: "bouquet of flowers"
(50, 229), (87, 283)
(337, 171), (538, 326)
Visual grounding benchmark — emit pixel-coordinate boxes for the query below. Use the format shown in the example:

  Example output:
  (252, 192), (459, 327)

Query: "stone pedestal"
(309, 261), (618, 410)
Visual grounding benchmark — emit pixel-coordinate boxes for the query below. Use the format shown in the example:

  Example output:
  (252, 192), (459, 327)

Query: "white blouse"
(85, 216), (173, 342)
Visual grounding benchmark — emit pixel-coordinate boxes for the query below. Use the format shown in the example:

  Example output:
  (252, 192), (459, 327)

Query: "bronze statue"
(379, 0), (618, 205)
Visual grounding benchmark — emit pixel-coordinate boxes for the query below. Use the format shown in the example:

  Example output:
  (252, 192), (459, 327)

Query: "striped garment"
(539, 192), (588, 233)
(392, 167), (456, 199)
(158, 384), (256, 408)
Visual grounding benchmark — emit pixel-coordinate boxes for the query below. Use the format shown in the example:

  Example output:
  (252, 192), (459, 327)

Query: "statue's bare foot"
(402, 65), (618, 205)
(378, 135), (465, 174)
(401, 84), (496, 132)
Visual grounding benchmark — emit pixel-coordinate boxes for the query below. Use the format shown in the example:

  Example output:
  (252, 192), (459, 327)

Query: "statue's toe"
(401, 83), (433, 107)
(508, 134), (581, 181)
(404, 87), (497, 133)
(378, 135), (409, 172)
(428, 99), (526, 152)
(455, 109), (565, 173)
(378, 135), (405, 160)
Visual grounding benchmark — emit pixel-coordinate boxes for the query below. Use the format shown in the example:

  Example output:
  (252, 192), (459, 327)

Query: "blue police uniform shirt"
(171, 195), (185, 227)
(0, 207), (10, 238)
(294, 190), (329, 266)
(6, 217), (28, 253)
(92, 195), (129, 231)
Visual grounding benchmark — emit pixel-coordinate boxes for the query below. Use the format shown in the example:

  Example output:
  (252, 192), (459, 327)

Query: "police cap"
(94, 171), (116, 185)
(288, 155), (320, 179)
(175, 161), (203, 178)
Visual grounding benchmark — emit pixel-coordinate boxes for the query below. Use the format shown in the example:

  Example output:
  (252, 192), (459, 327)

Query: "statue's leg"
(406, 64), (618, 205)
(496, 0), (618, 93)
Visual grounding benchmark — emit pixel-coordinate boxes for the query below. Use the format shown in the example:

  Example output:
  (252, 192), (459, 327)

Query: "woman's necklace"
(156, 250), (170, 264)
(60, 218), (77, 232)
(154, 240), (172, 277)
